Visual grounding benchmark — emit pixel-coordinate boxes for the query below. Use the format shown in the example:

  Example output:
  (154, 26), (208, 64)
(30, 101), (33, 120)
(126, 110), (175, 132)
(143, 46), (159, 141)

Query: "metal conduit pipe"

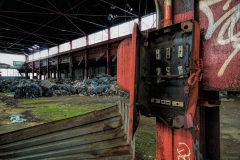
(163, 0), (172, 27)
(154, 0), (160, 30)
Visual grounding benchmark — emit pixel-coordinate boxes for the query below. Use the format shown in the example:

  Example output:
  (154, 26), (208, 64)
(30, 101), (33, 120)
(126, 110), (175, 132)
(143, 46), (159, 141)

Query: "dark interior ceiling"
(0, 0), (155, 55)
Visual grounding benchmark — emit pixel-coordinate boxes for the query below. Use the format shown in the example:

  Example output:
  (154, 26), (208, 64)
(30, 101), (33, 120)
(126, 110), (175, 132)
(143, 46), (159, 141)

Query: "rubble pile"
(0, 73), (129, 99)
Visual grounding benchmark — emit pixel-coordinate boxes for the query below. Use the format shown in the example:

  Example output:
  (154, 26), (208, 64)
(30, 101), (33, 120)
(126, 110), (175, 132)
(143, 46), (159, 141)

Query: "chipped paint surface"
(200, 0), (240, 90)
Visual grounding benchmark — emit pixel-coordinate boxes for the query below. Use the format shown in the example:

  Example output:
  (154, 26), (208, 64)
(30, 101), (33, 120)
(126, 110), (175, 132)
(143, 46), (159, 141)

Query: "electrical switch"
(172, 101), (184, 107)
(178, 46), (183, 57)
(165, 100), (171, 105)
(178, 66), (183, 78)
(156, 49), (160, 60)
(166, 48), (171, 59)
(151, 98), (160, 103)
(156, 67), (161, 75)
(166, 67), (171, 76)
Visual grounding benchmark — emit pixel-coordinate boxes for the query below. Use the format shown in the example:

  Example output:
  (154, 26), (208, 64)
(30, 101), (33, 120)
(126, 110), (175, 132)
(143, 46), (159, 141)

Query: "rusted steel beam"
(27, 35), (131, 63)
(100, 0), (138, 18)
(0, 17), (59, 47)
(0, 14), (82, 36)
(77, 56), (84, 66)
(96, 52), (106, 62)
(84, 50), (88, 79)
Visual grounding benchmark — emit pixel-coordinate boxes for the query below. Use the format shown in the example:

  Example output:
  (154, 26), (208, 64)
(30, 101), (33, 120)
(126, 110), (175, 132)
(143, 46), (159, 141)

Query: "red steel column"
(57, 56), (60, 79)
(106, 45), (110, 75)
(163, 0), (172, 27)
(32, 62), (34, 79)
(39, 60), (41, 80)
(84, 50), (88, 79)
(25, 55), (28, 79)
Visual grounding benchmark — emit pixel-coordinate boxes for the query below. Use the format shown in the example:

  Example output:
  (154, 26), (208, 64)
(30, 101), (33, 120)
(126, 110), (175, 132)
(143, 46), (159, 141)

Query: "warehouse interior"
(0, 0), (240, 160)
(0, 0), (156, 79)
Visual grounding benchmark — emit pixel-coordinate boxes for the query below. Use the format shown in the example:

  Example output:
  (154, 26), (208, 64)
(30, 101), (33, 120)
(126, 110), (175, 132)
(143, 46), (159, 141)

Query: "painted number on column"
(177, 142), (191, 160)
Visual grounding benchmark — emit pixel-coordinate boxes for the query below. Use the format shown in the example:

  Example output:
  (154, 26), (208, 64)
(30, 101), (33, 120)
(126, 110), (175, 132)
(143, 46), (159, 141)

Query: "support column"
(69, 54), (73, 79)
(32, 62), (34, 79)
(106, 45), (110, 75)
(25, 55), (28, 79)
(25, 68), (28, 79)
(39, 60), (41, 80)
(47, 59), (49, 79)
(84, 50), (88, 79)
(57, 56), (60, 79)
(64, 70), (68, 78)
(43, 72), (46, 80)
(49, 70), (52, 79)
(53, 69), (56, 79)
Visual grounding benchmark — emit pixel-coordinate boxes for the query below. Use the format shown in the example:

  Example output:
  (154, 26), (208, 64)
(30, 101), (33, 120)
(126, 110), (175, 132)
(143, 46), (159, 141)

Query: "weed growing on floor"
(18, 99), (109, 122)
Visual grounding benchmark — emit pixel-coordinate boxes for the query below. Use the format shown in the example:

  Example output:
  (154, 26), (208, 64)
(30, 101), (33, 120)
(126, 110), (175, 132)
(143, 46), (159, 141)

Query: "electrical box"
(136, 20), (202, 128)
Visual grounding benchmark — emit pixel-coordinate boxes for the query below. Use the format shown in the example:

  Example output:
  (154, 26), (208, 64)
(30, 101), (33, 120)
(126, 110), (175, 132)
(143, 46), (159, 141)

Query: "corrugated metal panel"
(0, 101), (134, 160)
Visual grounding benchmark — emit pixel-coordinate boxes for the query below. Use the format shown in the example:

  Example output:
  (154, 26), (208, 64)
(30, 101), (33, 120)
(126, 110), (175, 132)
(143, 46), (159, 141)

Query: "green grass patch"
(18, 99), (110, 122)
(0, 92), (14, 97)
(135, 127), (156, 159)
(18, 99), (55, 107)
(33, 103), (108, 122)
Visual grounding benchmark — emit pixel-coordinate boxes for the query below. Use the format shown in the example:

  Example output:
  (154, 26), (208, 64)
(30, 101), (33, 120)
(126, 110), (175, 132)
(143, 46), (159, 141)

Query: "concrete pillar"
(84, 51), (88, 79)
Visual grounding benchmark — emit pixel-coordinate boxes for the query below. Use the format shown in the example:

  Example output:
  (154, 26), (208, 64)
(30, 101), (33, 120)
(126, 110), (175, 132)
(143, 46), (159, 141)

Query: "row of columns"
(26, 47), (112, 80)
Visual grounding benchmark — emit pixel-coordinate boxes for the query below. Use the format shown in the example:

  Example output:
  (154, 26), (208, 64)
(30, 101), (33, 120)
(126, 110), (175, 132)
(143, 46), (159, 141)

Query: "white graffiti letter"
(177, 142), (191, 160)
(200, 0), (240, 77)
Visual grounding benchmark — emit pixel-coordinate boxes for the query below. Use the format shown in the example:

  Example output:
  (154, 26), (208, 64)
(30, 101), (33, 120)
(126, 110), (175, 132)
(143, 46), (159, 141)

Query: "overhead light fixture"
(126, 3), (133, 12)
(28, 48), (33, 51)
(32, 46), (37, 49)
(34, 44), (39, 48)
(23, 52), (28, 56)
(107, 14), (119, 22)
(110, 1), (116, 9)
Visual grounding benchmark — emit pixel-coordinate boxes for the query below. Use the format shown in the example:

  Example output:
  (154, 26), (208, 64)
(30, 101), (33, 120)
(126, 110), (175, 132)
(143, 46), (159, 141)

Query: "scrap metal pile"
(0, 73), (129, 99)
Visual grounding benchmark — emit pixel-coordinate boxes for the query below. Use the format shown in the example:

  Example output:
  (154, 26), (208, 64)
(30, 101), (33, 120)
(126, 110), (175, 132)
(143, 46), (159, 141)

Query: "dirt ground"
(0, 94), (239, 159)
(220, 98), (240, 159)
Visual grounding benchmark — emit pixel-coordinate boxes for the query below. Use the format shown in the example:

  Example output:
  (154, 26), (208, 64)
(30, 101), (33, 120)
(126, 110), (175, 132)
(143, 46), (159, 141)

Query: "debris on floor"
(7, 114), (27, 124)
(0, 73), (129, 99)
(220, 98), (235, 101)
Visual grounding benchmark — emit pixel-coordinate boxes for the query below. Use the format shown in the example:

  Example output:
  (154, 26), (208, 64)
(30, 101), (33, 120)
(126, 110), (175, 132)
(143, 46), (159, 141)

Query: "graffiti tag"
(177, 142), (191, 160)
(200, 0), (240, 77)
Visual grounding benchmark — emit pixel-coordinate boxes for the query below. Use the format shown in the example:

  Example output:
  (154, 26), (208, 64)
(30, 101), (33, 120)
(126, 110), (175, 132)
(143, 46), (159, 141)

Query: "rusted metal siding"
(0, 101), (134, 160)
(199, 0), (240, 91)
